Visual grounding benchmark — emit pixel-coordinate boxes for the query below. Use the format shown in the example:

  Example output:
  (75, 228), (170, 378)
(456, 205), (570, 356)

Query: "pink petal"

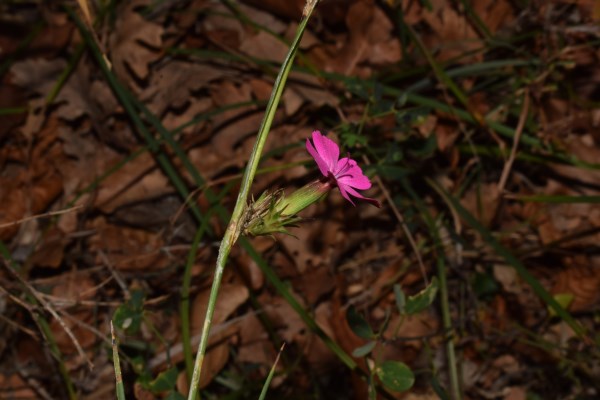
(306, 138), (329, 177)
(343, 185), (381, 208)
(337, 173), (372, 190)
(311, 131), (339, 172)
(337, 164), (372, 190)
(333, 157), (354, 176)
(337, 183), (357, 206)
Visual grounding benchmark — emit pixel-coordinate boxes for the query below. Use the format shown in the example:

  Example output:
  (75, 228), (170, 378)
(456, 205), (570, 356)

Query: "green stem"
(435, 256), (461, 400)
(186, 3), (320, 399)
(111, 322), (127, 400)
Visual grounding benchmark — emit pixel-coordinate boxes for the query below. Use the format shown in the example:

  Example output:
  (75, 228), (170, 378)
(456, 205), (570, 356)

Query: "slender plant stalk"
(435, 256), (461, 400)
(258, 343), (285, 400)
(111, 321), (127, 400)
(186, 3), (320, 399)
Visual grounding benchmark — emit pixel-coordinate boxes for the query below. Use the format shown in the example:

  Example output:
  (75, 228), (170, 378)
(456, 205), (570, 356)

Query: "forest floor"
(1, 0), (600, 399)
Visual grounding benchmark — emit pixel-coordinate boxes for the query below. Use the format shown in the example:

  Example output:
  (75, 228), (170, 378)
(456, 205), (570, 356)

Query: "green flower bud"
(243, 180), (330, 237)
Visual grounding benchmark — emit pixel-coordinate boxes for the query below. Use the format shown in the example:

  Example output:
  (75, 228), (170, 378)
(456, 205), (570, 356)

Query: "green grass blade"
(111, 321), (127, 400)
(258, 343), (285, 400)
(0, 107), (28, 115)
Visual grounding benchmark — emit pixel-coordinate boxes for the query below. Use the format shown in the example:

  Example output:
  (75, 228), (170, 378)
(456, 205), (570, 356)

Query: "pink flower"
(306, 130), (380, 207)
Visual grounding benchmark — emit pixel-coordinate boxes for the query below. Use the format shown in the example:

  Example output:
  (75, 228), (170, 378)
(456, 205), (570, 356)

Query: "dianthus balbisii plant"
(185, 1), (380, 399)
(244, 131), (380, 236)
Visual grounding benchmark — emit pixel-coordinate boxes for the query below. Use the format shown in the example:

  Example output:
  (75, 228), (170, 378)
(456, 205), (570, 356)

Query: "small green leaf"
(376, 361), (415, 392)
(347, 306), (374, 339)
(149, 367), (178, 393)
(352, 341), (377, 357)
(549, 293), (574, 317)
(405, 277), (439, 315)
(113, 290), (145, 334)
(393, 284), (405, 314)
(472, 271), (499, 299)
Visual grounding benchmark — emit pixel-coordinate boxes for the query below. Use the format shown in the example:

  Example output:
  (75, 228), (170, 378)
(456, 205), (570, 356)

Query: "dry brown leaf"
(95, 151), (170, 213)
(296, 266), (335, 305)
(191, 282), (249, 332)
(241, 0), (304, 19)
(504, 386), (527, 400)
(200, 343), (230, 388)
(142, 61), (224, 115)
(0, 154), (63, 241)
(49, 273), (98, 355)
(324, 0), (401, 75)
(161, 97), (213, 134)
(0, 83), (26, 140)
(29, 227), (67, 269)
(10, 58), (117, 122)
(209, 80), (264, 158)
(552, 255), (600, 312)
(240, 30), (289, 62)
(460, 182), (500, 227)
(0, 374), (37, 399)
(109, 0), (164, 89)
(474, 0), (514, 34)
(551, 134), (600, 193)
(233, 249), (266, 291)
(0, 12), (72, 59)
(187, 144), (246, 181)
(327, 297), (369, 397)
(285, 72), (340, 115)
(187, 283), (248, 387)
(202, 3), (246, 48)
(383, 313), (438, 354)
(263, 292), (306, 343)
(237, 313), (276, 367)
(421, 0), (483, 63)
(532, 179), (600, 247)
(301, 301), (339, 369)
(10, 57), (66, 96)
(88, 217), (169, 271)
(50, 310), (96, 357)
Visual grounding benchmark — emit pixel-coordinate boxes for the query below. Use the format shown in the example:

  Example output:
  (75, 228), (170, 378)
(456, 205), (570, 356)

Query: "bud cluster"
(243, 180), (330, 237)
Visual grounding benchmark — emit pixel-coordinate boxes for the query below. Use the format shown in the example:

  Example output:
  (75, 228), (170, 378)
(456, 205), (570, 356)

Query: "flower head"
(306, 130), (380, 207)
